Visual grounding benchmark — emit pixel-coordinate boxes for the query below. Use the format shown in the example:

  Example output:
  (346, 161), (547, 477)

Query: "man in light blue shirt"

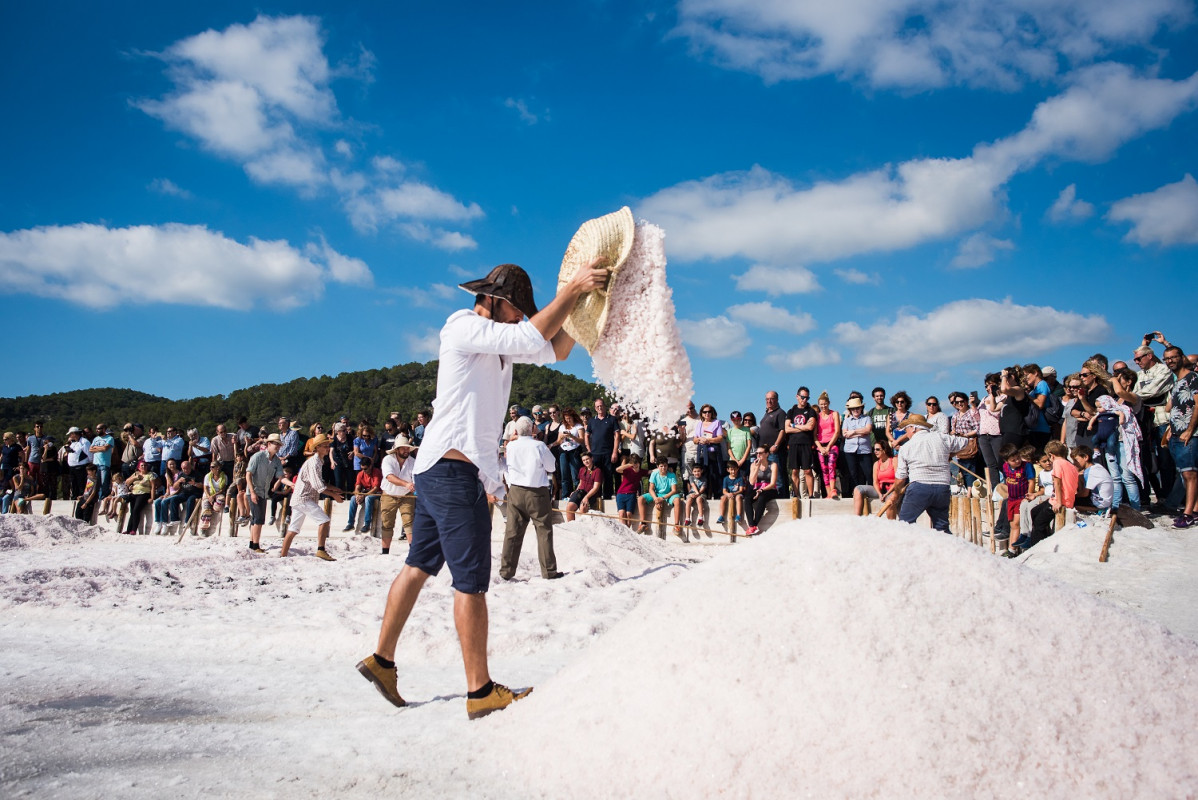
(89, 422), (116, 500)
(161, 427), (186, 465)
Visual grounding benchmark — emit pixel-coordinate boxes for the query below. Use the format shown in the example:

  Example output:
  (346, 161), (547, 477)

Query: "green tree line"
(0, 362), (612, 436)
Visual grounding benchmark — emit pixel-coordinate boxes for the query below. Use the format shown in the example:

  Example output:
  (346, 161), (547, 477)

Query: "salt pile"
(0, 513), (113, 550)
(590, 221), (693, 426)
(489, 516), (1198, 798)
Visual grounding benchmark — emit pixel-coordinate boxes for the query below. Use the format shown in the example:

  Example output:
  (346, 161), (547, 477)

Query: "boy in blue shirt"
(717, 460), (746, 530)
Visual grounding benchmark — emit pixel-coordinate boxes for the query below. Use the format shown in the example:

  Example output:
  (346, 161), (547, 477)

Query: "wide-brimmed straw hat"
(846, 397), (865, 409)
(388, 435), (416, 454)
(265, 434), (283, 445)
(558, 206), (635, 353)
(900, 414), (933, 430)
(459, 263), (539, 318)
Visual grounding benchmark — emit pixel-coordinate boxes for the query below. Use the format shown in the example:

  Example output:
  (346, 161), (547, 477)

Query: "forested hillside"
(0, 362), (610, 433)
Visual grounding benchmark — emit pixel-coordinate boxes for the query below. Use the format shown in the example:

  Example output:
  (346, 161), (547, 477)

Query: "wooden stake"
(970, 496), (983, 546)
(984, 468), (996, 553)
(1099, 514), (1117, 563)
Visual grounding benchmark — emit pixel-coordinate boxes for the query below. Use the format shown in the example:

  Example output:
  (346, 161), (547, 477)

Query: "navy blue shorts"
(407, 459), (492, 593)
(616, 492), (637, 513)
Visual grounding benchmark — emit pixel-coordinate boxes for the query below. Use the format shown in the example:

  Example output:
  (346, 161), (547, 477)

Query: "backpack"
(1022, 400), (1041, 433)
(1042, 392), (1064, 426)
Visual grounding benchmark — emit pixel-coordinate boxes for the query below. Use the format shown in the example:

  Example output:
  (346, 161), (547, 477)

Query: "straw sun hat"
(558, 206), (635, 353)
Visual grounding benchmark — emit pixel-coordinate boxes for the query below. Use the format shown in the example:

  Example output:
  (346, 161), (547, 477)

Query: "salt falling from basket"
(589, 222), (693, 426)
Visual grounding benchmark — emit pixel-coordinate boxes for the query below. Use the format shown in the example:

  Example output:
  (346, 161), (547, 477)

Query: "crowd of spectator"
(5, 331), (1196, 544)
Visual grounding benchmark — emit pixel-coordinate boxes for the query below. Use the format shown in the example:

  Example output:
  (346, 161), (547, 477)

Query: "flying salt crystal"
(590, 222), (693, 426)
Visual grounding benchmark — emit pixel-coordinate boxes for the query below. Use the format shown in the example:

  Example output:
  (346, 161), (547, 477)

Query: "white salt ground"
(590, 221), (693, 427)
(1, 513), (1195, 798)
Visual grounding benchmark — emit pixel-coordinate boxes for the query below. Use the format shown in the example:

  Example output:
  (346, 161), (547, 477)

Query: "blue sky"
(3, 1), (1197, 417)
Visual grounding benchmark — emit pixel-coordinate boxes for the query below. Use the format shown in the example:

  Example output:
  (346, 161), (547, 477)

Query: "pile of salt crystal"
(589, 222), (693, 426)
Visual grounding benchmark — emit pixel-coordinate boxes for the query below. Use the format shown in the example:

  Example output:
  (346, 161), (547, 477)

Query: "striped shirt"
(294, 453), (328, 504)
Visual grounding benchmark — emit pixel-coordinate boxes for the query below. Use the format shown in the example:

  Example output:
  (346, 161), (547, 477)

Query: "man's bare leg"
(317, 520), (329, 550)
(375, 564), (432, 660)
(279, 527), (299, 556)
(454, 591), (491, 692)
(249, 523), (262, 547)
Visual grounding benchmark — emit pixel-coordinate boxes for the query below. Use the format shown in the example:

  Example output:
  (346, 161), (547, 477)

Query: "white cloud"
(832, 298), (1111, 369)
(398, 223), (479, 252)
(404, 282), (461, 308)
(641, 160), (1008, 265)
(733, 264), (820, 294)
(951, 232), (1015, 268)
(0, 223), (373, 310)
(764, 343), (842, 370)
(982, 64), (1198, 169)
(138, 15), (482, 248)
(306, 236), (373, 286)
(1046, 184), (1094, 223)
(639, 65), (1198, 267)
(674, 0), (1191, 89)
(727, 301), (815, 334)
(504, 97), (547, 125)
(378, 182), (483, 222)
(244, 145), (328, 189)
(136, 15), (336, 161)
(678, 316), (750, 357)
(833, 267), (877, 284)
(371, 155), (404, 173)
(405, 327), (441, 359)
(1107, 174), (1198, 247)
(148, 178), (193, 199)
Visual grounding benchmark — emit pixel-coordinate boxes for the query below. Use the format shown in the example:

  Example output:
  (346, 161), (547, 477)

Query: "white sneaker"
(153, 523), (164, 535)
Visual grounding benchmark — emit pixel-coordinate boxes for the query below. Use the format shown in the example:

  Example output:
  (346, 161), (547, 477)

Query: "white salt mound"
(0, 514), (112, 550)
(591, 221), (693, 426)
(490, 516), (1198, 798)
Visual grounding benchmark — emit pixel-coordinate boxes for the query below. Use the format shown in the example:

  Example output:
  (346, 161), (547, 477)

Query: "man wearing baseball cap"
(358, 258), (607, 719)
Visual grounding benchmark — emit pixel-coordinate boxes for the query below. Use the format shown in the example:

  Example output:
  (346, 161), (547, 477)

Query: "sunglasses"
(1080, 371), (1092, 376)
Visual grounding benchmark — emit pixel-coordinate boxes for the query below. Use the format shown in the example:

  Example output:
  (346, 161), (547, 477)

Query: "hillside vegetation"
(0, 362), (609, 434)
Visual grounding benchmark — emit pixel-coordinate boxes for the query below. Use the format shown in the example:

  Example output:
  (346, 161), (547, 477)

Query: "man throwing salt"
(358, 259), (607, 719)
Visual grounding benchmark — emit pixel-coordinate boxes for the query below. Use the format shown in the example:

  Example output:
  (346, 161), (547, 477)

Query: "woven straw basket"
(558, 206), (635, 353)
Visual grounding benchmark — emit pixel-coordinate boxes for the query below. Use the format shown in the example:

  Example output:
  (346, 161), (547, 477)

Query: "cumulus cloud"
(833, 267), (877, 284)
(639, 65), (1198, 268)
(405, 327), (442, 359)
(982, 64), (1198, 169)
(136, 15), (334, 166)
(678, 316), (750, 357)
(674, 0), (1191, 89)
(1046, 184), (1094, 223)
(148, 178), (193, 199)
(764, 343), (842, 371)
(306, 236), (372, 286)
(138, 15), (483, 250)
(641, 159), (1006, 264)
(733, 264), (820, 294)
(504, 97), (548, 125)
(403, 282), (461, 308)
(0, 223), (372, 310)
(832, 298), (1111, 369)
(1107, 174), (1198, 247)
(727, 301), (815, 334)
(951, 233), (1015, 268)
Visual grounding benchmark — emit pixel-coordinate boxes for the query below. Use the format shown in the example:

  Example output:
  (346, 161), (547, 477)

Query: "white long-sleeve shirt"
(504, 435), (556, 489)
(414, 309), (556, 499)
